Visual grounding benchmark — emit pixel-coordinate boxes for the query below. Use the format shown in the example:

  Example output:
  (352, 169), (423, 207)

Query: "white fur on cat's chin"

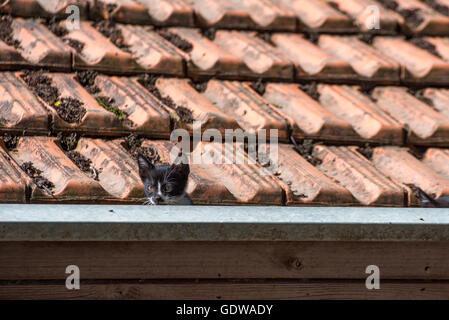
(143, 192), (190, 205)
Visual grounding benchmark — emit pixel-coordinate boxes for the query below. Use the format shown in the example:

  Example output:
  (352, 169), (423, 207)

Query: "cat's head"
(138, 154), (190, 205)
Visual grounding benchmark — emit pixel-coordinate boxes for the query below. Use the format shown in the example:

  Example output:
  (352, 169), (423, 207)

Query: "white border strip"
(0, 204), (448, 241)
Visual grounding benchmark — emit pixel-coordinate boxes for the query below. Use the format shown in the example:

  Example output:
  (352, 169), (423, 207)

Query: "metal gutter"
(0, 204), (448, 241)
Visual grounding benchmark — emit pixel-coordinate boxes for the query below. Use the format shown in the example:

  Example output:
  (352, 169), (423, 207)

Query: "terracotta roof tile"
(200, 80), (293, 141)
(0, 143), (30, 203)
(8, 136), (110, 203)
(192, 141), (284, 205)
(117, 24), (187, 76)
(73, 138), (144, 202)
(329, 0), (404, 33)
(371, 146), (449, 200)
(313, 145), (408, 206)
(167, 27), (246, 79)
(0, 72), (49, 135)
(11, 18), (72, 71)
(382, 0), (449, 35)
(422, 36), (449, 61)
(0, 40), (28, 71)
(190, 0), (296, 31)
(262, 83), (360, 143)
(372, 86), (449, 145)
(421, 87), (449, 119)
(422, 148), (449, 181)
(153, 77), (241, 135)
(90, 0), (195, 26)
(274, 0), (355, 32)
(317, 84), (404, 144)
(373, 36), (449, 84)
(319, 35), (401, 82)
(92, 75), (171, 138)
(263, 143), (358, 206)
(64, 21), (140, 73)
(213, 30), (294, 80)
(271, 33), (357, 81)
(89, 0), (153, 25)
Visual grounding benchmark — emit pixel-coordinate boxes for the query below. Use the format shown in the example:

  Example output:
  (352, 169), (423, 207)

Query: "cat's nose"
(152, 195), (163, 204)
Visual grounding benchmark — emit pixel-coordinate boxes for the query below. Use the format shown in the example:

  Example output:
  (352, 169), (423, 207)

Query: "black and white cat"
(138, 154), (192, 205)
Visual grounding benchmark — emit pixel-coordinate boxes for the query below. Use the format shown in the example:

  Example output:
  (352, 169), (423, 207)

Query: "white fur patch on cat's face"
(157, 181), (167, 201)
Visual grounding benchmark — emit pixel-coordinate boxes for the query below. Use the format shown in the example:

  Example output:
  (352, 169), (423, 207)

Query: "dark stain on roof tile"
(423, 0), (449, 16)
(377, 0), (424, 28)
(45, 16), (68, 37)
(410, 37), (443, 59)
(157, 29), (193, 53)
(378, 0), (449, 35)
(356, 144), (374, 160)
(0, 15), (21, 48)
(93, 19), (131, 52)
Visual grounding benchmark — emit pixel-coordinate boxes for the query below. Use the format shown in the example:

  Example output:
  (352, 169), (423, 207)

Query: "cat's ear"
(171, 162), (190, 181)
(138, 154), (155, 183)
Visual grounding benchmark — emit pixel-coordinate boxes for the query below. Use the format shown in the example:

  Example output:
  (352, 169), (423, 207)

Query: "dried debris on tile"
(21, 70), (86, 123)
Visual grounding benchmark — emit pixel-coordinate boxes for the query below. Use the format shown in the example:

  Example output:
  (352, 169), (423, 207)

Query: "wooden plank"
(1, 281), (448, 300)
(1, 241), (449, 280)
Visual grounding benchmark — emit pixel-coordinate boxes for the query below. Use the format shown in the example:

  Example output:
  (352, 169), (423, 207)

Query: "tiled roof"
(2, 0), (449, 207)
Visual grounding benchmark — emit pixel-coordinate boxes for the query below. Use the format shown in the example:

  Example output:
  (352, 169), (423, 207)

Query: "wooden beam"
(1, 280), (448, 300)
(1, 241), (449, 280)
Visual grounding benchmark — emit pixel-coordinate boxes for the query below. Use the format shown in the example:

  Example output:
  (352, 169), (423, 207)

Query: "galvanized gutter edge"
(0, 204), (448, 241)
